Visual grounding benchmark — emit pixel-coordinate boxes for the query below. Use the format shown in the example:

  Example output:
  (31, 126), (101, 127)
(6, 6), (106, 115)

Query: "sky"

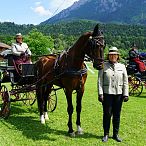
(0, 0), (79, 25)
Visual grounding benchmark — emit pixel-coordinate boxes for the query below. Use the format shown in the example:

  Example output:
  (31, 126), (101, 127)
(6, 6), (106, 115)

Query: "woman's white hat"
(15, 33), (23, 38)
(16, 33), (22, 36)
(108, 47), (119, 55)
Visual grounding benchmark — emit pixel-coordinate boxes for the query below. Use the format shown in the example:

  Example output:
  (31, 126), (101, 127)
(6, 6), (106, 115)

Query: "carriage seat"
(0, 53), (35, 84)
(21, 63), (35, 77)
(126, 61), (139, 75)
(7, 54), (14, 66)
(8, 63), (36, 85)
(5, 54), (34, 76)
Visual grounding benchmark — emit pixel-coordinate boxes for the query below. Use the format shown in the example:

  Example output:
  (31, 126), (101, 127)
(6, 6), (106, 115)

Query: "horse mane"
(71, 32), (92, 50)
(37, 31), (93, 70)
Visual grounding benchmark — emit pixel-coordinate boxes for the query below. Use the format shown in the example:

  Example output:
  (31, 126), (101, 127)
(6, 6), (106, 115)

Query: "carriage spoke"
(47, 90), (57, 112)
(128, 76), (143, 96)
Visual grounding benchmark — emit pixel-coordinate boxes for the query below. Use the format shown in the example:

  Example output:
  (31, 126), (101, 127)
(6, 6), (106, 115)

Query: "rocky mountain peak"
(41, 0), (146, 25)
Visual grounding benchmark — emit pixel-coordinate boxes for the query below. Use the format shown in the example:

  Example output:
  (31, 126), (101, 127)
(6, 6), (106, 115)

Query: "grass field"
(0, 63), (146, 146)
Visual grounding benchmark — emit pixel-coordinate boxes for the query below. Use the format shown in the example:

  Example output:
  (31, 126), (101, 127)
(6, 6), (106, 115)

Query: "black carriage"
(126, 60), (146, 97)
(0, 55), (58, 119)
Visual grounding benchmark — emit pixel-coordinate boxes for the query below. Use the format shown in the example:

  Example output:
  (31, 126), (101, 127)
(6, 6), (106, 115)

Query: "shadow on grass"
(130, 95), (146, 98)
(1, 116), (57, 141)
(74, 133), (102, 139)
(1, 105), (99, 141)
(137, 96), (146, 98)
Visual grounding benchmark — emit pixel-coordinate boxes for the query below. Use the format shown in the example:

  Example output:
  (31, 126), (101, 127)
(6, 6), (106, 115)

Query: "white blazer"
(11, 42), (31, 56)
(98, 61), (129, 96)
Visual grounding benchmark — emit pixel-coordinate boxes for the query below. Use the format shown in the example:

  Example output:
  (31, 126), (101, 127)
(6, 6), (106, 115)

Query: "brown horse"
(36, 24), (105, 136)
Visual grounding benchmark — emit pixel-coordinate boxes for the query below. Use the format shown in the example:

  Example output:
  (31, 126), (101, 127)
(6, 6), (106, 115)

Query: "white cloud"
(33, 6), (52, 16)
(48, 0), (79, 13)
(32, 0), (79, 17)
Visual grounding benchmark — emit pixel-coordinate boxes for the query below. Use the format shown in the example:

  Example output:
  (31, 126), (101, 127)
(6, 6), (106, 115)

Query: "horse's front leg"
(76, 87), (84, 135)
(43, 84), (53, 121)
(36, 84), (45, 124)
(65, 89), (74, 136)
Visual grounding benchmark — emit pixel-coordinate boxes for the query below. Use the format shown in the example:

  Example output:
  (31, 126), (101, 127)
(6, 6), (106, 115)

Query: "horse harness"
(54, 50), (87, 89)
(35, 34), (104, 88)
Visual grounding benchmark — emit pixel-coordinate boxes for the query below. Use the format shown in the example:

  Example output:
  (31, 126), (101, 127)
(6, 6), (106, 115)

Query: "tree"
(24, 29), (54, 57)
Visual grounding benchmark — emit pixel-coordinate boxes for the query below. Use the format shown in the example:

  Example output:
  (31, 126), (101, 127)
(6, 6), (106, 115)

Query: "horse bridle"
(88, 35), (105, 62)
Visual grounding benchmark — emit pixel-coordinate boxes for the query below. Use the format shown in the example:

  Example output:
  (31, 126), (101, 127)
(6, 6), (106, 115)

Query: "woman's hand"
(98, 94), (104, 103)
(123, 96), (129, 102)
(20, 52), (25, 56)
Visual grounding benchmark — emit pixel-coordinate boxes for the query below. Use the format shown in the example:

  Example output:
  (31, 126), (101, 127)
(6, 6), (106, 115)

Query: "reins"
(10, 68), (65, 94)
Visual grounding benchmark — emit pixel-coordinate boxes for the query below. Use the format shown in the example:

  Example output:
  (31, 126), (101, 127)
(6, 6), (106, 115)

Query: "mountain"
(41, 0), (146, 25)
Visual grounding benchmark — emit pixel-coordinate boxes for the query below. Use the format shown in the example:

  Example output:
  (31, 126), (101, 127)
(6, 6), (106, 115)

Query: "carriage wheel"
(22, 91), (36, 106)
(48, 87), (57, 112)
(12, 85), (36, 106)
(128, 76), (143, 97)
(0, 85), (11, 118)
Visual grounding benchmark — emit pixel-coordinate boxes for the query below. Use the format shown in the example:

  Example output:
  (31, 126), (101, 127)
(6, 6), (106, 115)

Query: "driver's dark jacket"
(129, 49), (139, 59)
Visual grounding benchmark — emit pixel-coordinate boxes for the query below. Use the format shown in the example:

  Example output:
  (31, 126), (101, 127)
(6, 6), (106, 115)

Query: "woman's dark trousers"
(102, 94), (123, 136)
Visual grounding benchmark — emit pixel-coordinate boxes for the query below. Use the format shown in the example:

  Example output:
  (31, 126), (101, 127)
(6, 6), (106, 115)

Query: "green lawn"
(0, 63), (146, 146)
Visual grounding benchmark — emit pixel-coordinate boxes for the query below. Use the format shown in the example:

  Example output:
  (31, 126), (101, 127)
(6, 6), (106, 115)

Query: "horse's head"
(86, 24), (105, 70)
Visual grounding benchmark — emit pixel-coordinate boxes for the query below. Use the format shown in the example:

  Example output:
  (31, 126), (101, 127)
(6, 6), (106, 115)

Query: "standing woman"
(98, 47), (129, 142)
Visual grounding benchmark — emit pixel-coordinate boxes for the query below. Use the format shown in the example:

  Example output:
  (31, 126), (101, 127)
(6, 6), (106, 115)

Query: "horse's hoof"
(41, 120), (45, 124)
(44, 112), (49, 120)
(40, 115), (45, 124)
(76, 126), (84, 135)
(68, 132), (75, 137)
(45, 116), (49, 120)
(75, 130), (84, 135)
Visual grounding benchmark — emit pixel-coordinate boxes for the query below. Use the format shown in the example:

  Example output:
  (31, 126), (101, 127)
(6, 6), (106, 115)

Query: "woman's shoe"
(102, 135), (108, 142)
(112, 135), (122, 142)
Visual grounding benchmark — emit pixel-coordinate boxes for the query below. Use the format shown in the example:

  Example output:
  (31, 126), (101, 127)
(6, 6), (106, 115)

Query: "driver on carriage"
(11, 33), (32, 65)
(129, 44), (146, 73)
